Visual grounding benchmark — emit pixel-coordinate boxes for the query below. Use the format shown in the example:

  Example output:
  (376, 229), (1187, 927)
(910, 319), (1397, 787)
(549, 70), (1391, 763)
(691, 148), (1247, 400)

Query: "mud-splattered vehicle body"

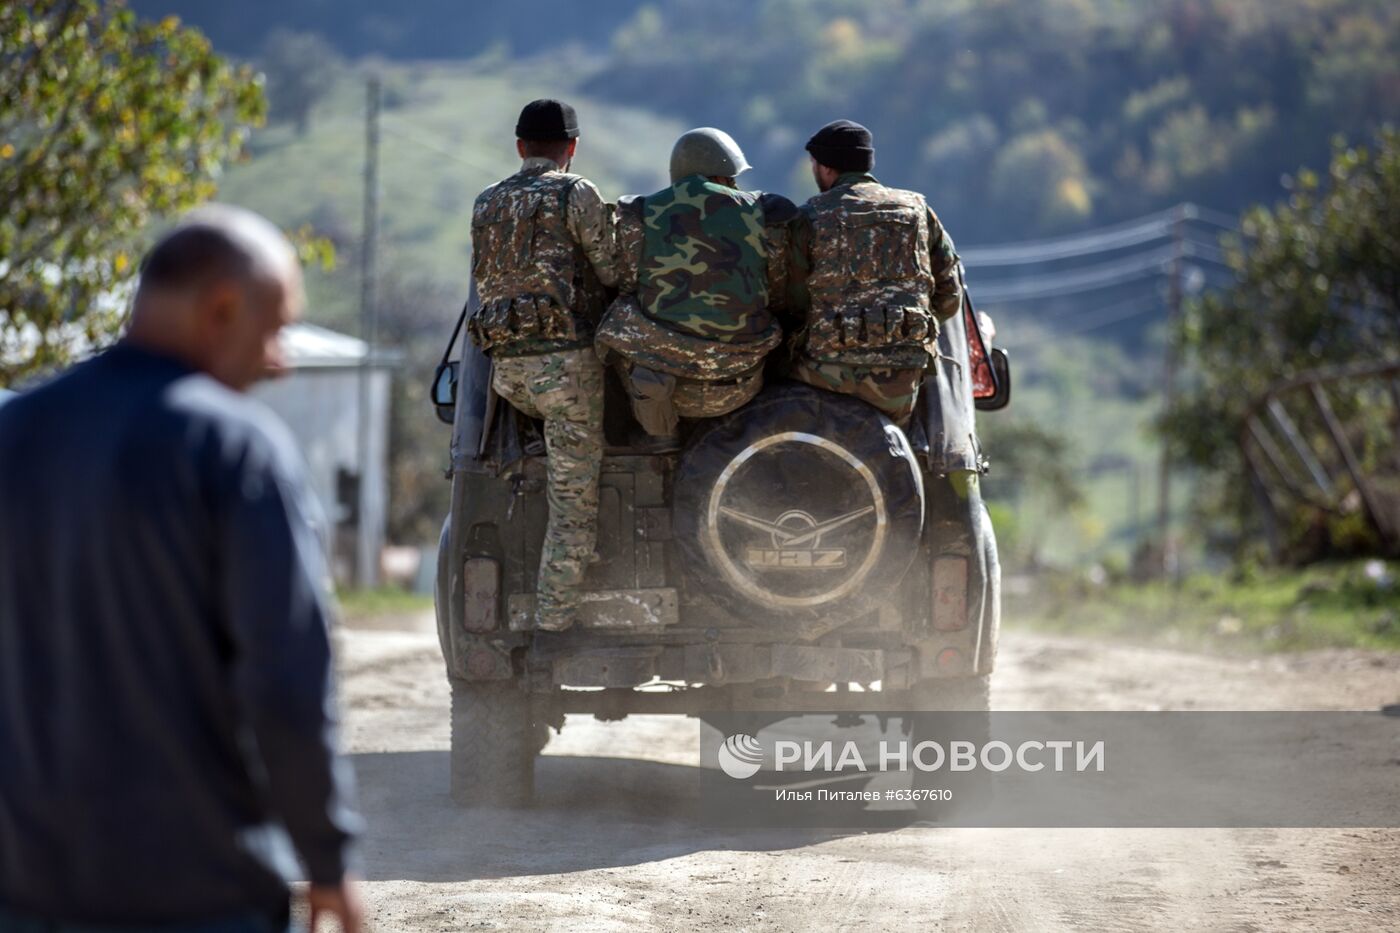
(432, 298), (1010, 805)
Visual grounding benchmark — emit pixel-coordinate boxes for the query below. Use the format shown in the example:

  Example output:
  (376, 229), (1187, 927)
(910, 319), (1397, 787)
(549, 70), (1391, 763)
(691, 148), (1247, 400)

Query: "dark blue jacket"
(0, 345), (359, 924)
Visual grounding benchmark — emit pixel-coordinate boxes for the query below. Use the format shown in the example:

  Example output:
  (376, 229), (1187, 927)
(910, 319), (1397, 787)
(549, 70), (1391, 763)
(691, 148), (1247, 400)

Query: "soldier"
(788, 120), (991, 633)
(785, 119), (963, 425)
(595, 128), (798, 442)
(467, 99), (617, 632)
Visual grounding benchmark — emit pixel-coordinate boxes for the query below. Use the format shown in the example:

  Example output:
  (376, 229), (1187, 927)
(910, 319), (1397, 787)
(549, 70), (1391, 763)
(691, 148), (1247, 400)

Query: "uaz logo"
(720, 506), (874, 571)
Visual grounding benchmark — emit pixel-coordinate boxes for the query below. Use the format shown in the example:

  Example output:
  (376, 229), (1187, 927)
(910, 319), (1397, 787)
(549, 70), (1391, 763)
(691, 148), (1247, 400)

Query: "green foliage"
(0, 0), (264, 385)
(1164, 130), (1400, 558)
(335, 585), (432, 620)
(259, 28), (341, 135)
(217, 60), (681, 543)
(1009, 559), (1400, 652)
(589, 0), (1400, 242)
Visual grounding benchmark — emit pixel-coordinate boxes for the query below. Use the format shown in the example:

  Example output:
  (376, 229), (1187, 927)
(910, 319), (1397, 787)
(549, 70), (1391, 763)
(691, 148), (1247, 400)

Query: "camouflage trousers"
(674, 370), (763, 418)
(615, 360), (763, 436)
(491, 348), (604, 627)
(789, 357), (925, 425)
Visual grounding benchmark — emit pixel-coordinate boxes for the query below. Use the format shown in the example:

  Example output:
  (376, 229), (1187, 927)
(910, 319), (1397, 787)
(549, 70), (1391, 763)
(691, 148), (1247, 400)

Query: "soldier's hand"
(307, 878), (365, 933)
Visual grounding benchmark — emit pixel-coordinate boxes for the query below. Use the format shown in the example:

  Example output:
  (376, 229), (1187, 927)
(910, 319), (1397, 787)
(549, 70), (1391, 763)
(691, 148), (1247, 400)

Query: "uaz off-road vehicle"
(431, 297), (1010, 807)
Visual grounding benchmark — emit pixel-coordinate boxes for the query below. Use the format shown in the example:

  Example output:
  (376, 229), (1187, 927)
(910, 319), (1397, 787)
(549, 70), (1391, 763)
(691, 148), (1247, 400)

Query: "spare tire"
(673, 382), (925, 624)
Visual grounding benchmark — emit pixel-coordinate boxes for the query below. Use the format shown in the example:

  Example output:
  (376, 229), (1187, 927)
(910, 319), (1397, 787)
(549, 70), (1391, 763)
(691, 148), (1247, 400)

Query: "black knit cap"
(515, 99), (579, 141)
(805, 119), (874, 173)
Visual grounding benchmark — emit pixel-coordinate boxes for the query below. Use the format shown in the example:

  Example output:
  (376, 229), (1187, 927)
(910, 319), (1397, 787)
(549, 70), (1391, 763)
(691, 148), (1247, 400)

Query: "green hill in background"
(213, 55), (1178, 565)
(218, 57), (681, 327)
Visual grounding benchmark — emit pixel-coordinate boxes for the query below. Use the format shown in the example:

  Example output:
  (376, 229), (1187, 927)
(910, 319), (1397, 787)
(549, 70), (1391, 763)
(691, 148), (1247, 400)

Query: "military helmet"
(669, 128), (752, 183)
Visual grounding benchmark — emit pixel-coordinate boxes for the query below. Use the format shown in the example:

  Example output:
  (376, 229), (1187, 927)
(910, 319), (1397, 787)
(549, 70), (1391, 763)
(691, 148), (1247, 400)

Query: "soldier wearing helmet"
(595, 128), (799, 442)
(466, 99), (617, 632)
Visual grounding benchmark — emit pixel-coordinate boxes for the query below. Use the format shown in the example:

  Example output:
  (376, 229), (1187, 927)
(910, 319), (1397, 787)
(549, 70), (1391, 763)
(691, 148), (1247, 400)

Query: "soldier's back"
(636, 176), (769, 342)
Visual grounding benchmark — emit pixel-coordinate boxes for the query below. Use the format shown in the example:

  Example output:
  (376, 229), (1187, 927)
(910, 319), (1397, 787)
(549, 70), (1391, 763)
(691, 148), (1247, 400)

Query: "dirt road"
(335, 614), (1400, 931)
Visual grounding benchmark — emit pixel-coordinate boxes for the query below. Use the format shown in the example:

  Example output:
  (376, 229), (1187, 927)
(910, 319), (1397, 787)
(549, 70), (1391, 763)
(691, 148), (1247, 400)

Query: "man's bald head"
(137, 205), (299, 298)
(127, 204), (303, 391)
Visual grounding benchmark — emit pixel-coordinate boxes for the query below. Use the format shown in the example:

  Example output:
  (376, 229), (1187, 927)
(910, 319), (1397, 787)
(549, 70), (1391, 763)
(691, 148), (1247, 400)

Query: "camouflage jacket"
(469, 158), (617, 357)
(614, 175), (797, 347)
(788, 172), (962, 369)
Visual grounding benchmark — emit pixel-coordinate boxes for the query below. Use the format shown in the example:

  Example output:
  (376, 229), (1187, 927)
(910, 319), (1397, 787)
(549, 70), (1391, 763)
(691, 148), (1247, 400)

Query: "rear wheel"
(908, 674), (991, 820)
(449, 679), (536, 808)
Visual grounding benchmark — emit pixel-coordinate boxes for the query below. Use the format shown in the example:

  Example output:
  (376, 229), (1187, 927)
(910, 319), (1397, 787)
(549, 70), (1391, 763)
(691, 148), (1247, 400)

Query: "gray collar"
(521, 156), (564, 174)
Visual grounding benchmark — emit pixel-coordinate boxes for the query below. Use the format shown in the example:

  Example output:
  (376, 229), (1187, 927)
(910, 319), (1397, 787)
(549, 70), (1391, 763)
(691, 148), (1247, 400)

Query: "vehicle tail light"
(463, 557), (500, 632)
(931, 557), (968, 632)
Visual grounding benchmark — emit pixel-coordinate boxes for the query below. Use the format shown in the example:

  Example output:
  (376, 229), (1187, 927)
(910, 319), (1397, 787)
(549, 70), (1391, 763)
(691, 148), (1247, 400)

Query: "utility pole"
(355, 75), (381, 588)
(1155, 204), (1187, 578)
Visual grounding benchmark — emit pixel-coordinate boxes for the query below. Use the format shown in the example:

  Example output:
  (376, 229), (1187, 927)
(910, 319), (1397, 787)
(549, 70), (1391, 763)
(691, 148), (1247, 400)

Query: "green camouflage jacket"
(615, 175), (796, 345)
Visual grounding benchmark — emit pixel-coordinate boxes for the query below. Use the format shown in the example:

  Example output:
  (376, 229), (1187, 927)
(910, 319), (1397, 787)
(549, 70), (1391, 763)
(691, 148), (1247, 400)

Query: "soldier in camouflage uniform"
(467, 99), (617, 632)
(595, 128), (797, 440)
(786, 120), (963, 426)
(789, 120), (990, 622)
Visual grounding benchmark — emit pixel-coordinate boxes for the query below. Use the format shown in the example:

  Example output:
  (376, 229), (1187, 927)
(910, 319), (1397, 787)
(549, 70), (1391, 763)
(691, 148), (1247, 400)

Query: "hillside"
(217, 56), (681, 327)
(128, 0), (649, 58)
(215, 55), (1174, 563)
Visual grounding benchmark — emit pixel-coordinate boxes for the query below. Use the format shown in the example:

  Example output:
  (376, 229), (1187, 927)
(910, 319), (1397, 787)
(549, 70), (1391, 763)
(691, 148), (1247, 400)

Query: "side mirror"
(432, 360), (459, 425)
(974, 347), (1011, 412)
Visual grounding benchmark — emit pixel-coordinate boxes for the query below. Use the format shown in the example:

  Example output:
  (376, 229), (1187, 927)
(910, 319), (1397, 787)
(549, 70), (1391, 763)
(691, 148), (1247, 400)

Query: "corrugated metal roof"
(279, 322), (400, 369)
(281, 322), (368, 366)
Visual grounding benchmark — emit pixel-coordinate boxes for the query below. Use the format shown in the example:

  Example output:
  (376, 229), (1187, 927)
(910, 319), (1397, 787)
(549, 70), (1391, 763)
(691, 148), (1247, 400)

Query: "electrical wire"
(960, 202), (1238, 267)
(380, 117), (507, 176)
(961, 213), (1174, 266)
(971, 245), (1180, 302)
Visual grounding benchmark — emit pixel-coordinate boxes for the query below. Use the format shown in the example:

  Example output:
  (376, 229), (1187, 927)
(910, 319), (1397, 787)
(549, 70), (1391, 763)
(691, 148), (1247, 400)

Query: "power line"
(972, 245), (1179, 302)
(962, 214), (1173, 266)
(379, 116), (507, 176)
(960, 202), (1237, 267)
(1179, 202), (1240, 229)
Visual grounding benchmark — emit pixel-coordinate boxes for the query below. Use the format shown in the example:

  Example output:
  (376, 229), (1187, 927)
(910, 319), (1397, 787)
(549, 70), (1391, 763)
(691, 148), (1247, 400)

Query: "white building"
(253, 323), (394, 587)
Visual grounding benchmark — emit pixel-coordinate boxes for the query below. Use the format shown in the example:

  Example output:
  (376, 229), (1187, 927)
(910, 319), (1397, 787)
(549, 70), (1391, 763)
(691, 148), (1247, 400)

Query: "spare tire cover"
(673, 382), (925, 623)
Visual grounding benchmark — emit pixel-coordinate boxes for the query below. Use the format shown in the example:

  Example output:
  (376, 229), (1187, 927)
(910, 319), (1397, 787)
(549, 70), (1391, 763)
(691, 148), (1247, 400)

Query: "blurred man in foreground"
(0, 206), (362, 932)
(596, 127), (798, 444)
(467, 98), (617, 632)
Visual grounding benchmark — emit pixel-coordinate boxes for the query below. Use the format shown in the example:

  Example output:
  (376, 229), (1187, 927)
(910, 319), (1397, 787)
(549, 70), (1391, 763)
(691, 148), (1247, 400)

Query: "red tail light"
(463, 557), (500, 632)
(932, 557), (969, 632)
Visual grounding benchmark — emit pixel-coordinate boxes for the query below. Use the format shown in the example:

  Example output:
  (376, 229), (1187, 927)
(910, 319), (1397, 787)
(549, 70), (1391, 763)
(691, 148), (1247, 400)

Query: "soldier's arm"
(785, 209), (814, 320)
(566, 179), (618, 288)
(469, 187), (492, 280)
(758, 192), (799, 317)
(927, 205), (963, 322)
(614, 196), (647, 294)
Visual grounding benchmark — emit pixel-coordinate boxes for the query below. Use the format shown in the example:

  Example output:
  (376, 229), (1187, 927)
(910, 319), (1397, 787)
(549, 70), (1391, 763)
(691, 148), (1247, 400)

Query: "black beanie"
(515, 99), (579, 141)
(805, 119), (874, 173)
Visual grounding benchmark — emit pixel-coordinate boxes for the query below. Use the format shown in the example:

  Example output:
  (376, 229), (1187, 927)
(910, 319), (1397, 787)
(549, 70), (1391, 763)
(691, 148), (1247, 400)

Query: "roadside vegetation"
(6, 2), (1398, 645)
(335, 586), (433, 621)
(1008, 559), (1400, 652)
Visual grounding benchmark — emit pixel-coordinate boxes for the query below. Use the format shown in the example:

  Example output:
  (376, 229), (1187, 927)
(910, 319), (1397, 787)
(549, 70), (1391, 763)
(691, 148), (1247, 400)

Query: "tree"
(0, 0), (264, 385)
(1162, 131), (1400, 560)
(260, 29), (340, 136)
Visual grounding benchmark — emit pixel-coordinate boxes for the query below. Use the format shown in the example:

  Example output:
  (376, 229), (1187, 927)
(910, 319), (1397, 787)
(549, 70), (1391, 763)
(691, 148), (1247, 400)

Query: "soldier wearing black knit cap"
(465, 99), (618, 632)
(786, 119), (992, 674)
(786, 118), (965, 425)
